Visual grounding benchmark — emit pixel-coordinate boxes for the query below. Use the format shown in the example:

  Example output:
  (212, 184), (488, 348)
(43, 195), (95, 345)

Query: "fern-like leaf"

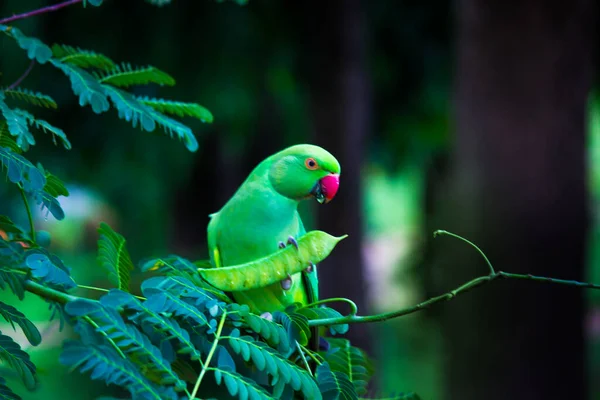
(51, 44), (115, 70)
(226, 329), (321, 399)
(0, 147), (45, 191)
(0, 216), (26, 238)
(2, 88), (57, 109)
(24, 250), (76, 291)
(316, 362), (357, 400)
(325, 338), (374, 396)
(213, 365), (275, 400)
(100, 290), (203, 360)
(0, 376), (21, 400)
(65, 299), (186, 390)
(273, 310), (311, 347)
(13, 108), (71, 150)
(97, 222), (134, 292)
(96, 64), (175, 87)
(0, 302), (41, 346)
(142, 276), (226, 308)
(59, 340), (177, 400)
(102, 86), (198, 152)
(50, 60), (110, 114)
(0, 25), (52, 64)
(137, 97), (213, 123)
(0, 94), (35, 151)
(143, 289), (210, 330)
(0, 331), (36, 389)
(296, 306), (349, 336)
(236, 308), (290, 353)
(38, 166), (69, 198)
(0, 241), (27, 299)
(0, 122), (21, 154)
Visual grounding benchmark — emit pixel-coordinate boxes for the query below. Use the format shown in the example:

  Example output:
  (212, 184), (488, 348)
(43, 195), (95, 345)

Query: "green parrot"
(207, 144), (341, 318)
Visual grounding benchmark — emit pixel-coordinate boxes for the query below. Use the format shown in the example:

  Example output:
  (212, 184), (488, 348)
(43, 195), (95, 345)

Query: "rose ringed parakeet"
(206, 144), (341, 322)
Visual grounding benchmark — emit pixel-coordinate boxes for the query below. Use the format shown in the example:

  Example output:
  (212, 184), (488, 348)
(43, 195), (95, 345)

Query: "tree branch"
(0, 0), (82, 25)
(307, 230), (600, 327)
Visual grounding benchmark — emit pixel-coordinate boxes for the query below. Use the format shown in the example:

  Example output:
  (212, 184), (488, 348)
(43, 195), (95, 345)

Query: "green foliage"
(51, 44), (116, 70)
(0, 301), (41, 346)
(0, 332), (36, 389)
(96, 222), (134, 292)
(2, 88), (57, 109)
(95, 64), (175, 87)
(0, 2), (421, 400)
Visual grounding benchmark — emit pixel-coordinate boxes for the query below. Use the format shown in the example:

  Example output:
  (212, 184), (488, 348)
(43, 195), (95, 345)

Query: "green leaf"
(51, 60), (110, 114)
(1, 25), (52, 64)
(60, 340), (177, 400)
(0, 147), (46, 191)
(272, 311), (310, 347)
(0, 302), (41, 346)
(0, 93), (35, 151)
(0, 216), (26, 237)
(325, 338), (374, 396)
(51, 44), (115, 70)
(13, 108), (71, 150)
(101, 85), (199, 152)
(96, 64), (175, 88)
(0, 331), (36, 389)
(87, 0), (104, 6)
(212, 366), (275, 400)
(0, 122), (21, 154)
(137, 97), (213, 123)
(39, 167), (69, 198)
(240, 311), (290, 353)
(65, 299), (186, 390)
(226, 330), (320, 399)
(296, 306), (349, 335)
(316, 362), (358, 400)
(0, 376), (21, 400)
(3, 88), (57, 109)
(25, 250), (77, 290)
(96, 222), (134, 292)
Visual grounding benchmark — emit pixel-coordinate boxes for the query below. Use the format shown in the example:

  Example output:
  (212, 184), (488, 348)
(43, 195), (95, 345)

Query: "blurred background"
(0, 0), (599, 399)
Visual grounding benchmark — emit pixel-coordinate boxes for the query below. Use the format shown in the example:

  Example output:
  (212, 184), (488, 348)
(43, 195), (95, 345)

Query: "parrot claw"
(305, 262), (315, 273)
(260, 312), (273, 321)
(287, 236), (299, 249)
(278, 241), (286, 249)
(280, 274), (292, 291)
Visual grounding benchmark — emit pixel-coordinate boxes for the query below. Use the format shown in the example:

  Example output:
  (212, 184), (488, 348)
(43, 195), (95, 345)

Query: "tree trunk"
(427, 0), (596, 399)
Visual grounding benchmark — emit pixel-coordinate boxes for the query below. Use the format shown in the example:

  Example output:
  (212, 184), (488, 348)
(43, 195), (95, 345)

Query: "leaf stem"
(307, 230), (600, 328)
(7, 60), (35, 90)
(190, 310), (227, 400)
(24, 279), (76, 304)
(18, 185), (35, 242)
(0, 0), (82, 25)
(83, 315), (126, 359)
(77, 284), (146, 301)
(296, 341), (313, 376)
(297, 297), (358, 316)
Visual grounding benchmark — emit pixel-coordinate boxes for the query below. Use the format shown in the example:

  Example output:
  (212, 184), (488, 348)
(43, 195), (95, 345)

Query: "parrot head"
(268, 144), (341, 204)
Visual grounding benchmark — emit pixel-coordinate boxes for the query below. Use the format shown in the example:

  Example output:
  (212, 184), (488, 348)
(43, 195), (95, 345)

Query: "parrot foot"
(278, 241), (286, 249)
(280, 273), (292, 291)
(305, 262), (315, 273)
(287, 236), (299, 249)
(260, 312), (273, 321)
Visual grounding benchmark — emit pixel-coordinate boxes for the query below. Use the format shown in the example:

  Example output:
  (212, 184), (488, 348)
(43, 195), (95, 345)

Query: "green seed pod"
(197, 230), (348, 292)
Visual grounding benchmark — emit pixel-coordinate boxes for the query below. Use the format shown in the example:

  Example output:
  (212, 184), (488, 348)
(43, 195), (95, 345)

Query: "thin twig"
(307, 230), (600, 328)
(7, 60), (35, 90)
(296, 341), (313, 376)
(77, 284), (146, 301)
(18, 185), (35, 242)
(0, 0), (82, 25)
(190, 310), (228, 400)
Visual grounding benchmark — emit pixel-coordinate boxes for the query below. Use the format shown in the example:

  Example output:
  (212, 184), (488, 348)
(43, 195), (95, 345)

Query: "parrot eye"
(305, 158), (318, 170)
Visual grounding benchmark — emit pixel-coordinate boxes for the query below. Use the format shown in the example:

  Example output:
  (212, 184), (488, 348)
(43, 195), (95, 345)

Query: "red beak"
(320, 174), (340, 203)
